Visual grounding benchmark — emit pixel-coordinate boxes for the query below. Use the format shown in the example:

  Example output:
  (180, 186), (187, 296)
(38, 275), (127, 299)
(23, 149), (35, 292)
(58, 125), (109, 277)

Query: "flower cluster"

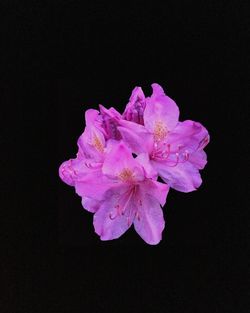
(59, 83), (209, 245)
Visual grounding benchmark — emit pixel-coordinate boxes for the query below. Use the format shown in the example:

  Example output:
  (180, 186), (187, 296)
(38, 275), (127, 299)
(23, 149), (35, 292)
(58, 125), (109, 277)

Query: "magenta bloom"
(94, 141), (168, 244)
(59, 83), (209, 244)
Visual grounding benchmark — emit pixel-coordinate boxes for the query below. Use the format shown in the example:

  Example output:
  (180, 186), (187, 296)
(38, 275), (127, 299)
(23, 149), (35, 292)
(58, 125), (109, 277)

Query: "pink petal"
(75, 168), (118, 200)
(133, 194), (165, 245)
(118, 119), (154, 154)
(152, 160), (202, 192)
(144, 83), (179, 135)
(188, 150), (207, 170)
(59, 156), (86, 186)
(81, 197), (100, 213)
(99, 105), (122, 119)
(85, 109), (100, 126)
(77, 128), (105, 161)
(140, 179), (169, 207)
(136, 153), (158, 179)
(77, 109), (106, 161)
(83, 108), (107, 138)
(93, 187), (132, 240)
(99, 105), (122, 140)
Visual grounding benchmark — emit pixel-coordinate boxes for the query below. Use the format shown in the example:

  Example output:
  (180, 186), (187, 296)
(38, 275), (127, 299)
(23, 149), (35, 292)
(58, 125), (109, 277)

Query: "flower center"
(153, 121), (167, 142)
(118, 168), (134, 182)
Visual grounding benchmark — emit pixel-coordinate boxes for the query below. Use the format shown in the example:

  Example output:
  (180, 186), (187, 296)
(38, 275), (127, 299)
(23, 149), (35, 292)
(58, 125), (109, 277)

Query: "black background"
(2, 1), (249, 312)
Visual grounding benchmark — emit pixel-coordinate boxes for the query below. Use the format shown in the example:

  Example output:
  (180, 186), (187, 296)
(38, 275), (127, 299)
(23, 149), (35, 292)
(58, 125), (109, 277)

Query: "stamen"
(135, 211), (141, 221)
(162, 144), (170, 159)
(109, 212), (117, 220)
(167, 152), (180, 167)
(109, 204), (121, 220)
(108, 187), (141, 225)
(152, 143), (171, 161)
(184, 150), (189, 161)
(198, 135), (209, 149)
(152, 141), (190, 167)
(110, 187), (136, 222)
(115, 204), (121, 216)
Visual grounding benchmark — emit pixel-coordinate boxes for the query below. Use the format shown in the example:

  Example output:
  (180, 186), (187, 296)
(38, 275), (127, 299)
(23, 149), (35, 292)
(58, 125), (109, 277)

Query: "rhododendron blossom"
(59, 83), (209, 244)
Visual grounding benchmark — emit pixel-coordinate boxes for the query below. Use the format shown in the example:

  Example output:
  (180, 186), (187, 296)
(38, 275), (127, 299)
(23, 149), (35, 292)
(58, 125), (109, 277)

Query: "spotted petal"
(144, 83), (180, 137)
(134, 193), (165, 245)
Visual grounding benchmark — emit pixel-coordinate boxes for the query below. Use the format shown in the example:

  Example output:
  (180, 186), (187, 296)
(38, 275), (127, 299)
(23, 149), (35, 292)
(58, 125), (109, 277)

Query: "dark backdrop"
(2, 1), (249, 313)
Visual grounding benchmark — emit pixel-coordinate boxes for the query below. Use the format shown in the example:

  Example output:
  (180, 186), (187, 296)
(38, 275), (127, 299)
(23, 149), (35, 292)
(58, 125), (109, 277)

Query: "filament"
(152, 143), (190, 167)
(108, 187), (141, 224)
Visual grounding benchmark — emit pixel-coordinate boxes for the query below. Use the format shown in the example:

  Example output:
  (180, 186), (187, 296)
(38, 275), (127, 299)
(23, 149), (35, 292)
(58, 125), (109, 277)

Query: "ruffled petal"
(122, 86), (146, 124)
(59, 159), (77, 186)
(99, 105), (122, 140)
(134, 194), (165, 245)
(165, 120), (209, 153)
(77, 109), (106, 161)
(59, 156), (87, 186)
(81, 197), (100, 213)
(140, 179), (169, 207)
(152, 160), (202, 192)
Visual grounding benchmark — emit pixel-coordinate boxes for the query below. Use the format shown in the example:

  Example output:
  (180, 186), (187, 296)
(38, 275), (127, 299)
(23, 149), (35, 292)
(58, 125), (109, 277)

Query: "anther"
(167, 152), (179, 167)
(109, 212), (117, 220)
(135, 211), (141, 221)
(184, 150), (189, 161)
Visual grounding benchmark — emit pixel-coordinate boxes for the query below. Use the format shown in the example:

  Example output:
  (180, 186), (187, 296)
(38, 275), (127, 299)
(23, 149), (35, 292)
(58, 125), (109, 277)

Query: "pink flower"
(92, 141), (169, 244)
(59, 82), (209, 244)
(118, 83), (209, 192)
